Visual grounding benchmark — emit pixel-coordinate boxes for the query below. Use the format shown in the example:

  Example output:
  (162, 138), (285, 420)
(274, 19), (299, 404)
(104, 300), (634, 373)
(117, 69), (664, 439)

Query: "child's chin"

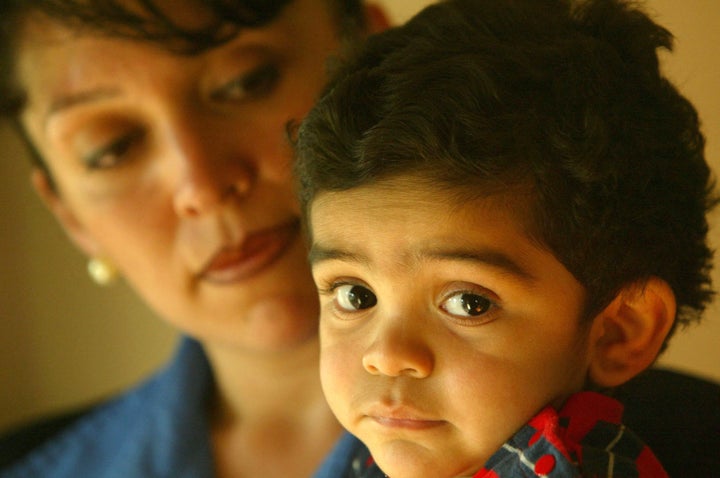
(373, 454), (479, 478)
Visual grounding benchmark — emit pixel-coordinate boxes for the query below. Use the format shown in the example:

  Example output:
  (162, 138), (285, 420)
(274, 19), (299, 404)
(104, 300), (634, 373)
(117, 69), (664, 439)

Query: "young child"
(294, 0), (717, 477)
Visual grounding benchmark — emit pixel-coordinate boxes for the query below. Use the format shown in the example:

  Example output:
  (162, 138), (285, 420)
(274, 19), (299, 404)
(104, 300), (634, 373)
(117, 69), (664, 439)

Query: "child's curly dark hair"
(295, 0), (718, 347)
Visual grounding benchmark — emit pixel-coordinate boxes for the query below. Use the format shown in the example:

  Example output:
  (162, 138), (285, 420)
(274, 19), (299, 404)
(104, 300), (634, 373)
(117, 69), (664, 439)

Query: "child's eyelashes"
(442, 291), (492, 316)
(316, 276), (500, 325)
(316, 279), (377, 315)
(334, 284), (377, 312)
(440, 290), (498, 325)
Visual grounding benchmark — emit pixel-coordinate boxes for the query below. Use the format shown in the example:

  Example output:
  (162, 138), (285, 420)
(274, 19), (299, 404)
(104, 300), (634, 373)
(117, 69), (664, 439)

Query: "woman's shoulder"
(0, 387), (161, 477)
(0, 337), (215, 478)
(0, 404), (96, 469)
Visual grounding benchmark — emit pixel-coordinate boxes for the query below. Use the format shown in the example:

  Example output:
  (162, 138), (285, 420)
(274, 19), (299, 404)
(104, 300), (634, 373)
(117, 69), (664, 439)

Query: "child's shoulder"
(616, 368), (720, 477)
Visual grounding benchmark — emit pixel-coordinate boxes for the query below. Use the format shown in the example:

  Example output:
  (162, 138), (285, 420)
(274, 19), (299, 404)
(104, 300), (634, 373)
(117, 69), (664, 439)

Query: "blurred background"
(1, 0), (718, 432)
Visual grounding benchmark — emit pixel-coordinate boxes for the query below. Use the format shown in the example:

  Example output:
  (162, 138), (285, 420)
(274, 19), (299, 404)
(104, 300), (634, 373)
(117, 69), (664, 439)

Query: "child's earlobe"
(588, 278), (676, 388)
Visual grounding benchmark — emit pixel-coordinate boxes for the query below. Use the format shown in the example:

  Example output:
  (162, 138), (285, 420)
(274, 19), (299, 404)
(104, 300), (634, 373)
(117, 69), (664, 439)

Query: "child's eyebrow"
(418, 247), (537, 282)
(309, 243), (536, 283)
(308, 245), (370, 267)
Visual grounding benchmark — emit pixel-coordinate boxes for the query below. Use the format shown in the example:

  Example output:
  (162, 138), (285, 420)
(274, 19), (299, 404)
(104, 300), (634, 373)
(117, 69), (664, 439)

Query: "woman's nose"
(362, 321), (434, 379)
(169, 121), (256, 217)
(173, 158), (254, 217)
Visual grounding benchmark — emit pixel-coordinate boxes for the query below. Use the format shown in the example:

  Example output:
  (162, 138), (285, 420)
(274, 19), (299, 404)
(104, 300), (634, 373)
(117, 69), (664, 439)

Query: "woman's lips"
(199, 220), (300, 283)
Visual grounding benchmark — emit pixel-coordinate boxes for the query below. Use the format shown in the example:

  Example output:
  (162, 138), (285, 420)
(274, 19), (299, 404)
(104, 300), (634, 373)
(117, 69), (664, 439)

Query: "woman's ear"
(587, 277), (676, 388)
(31, 168), (100, 258)
(363, 3), (392, 34)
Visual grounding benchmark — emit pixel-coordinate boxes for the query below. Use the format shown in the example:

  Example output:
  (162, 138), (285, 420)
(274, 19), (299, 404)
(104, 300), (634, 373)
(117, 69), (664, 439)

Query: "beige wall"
(0, 121), (177, 430)
(0, 0), (718, 432)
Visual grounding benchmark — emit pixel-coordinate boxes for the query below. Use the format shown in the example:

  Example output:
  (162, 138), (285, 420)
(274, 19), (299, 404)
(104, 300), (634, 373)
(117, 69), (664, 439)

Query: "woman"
(0, 0), (388, 476)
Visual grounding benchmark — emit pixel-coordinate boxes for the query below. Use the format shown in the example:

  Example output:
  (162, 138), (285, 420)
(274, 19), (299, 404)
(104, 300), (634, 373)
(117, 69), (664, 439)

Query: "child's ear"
(587, 277), (676, 388)
(31, 168), (100, 258)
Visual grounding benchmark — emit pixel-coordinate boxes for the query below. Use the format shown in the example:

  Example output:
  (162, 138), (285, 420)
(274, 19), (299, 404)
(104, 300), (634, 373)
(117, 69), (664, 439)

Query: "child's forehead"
(311, 174), (533, 221)
(308, 174), (544, 255)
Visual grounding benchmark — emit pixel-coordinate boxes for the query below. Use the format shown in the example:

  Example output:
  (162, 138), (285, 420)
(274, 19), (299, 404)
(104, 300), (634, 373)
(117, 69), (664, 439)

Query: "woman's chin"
(194, 297), (320, 353)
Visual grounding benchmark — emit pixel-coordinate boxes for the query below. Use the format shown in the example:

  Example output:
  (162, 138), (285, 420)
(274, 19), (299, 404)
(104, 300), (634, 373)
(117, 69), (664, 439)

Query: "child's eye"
(211, 63), (280, 102)
(335, 284), (377, 312)
(441, 291), (493, 318)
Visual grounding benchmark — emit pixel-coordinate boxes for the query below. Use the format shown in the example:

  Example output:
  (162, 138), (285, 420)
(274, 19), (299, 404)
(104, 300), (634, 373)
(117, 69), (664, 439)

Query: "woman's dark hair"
(0, 0), (365, 185)
(295, 0), (718, 344)
(0, 0), (364, 116)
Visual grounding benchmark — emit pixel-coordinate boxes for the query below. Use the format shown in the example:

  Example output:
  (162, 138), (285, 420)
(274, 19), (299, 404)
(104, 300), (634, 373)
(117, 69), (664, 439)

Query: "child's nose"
(361, 322), (434, 378)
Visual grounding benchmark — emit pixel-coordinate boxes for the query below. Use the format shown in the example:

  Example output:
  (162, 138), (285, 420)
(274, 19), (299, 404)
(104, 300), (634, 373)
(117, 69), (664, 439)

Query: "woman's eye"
(442, 292), (493, 318)
(212, 63), (280, 102)
(83, 129), (144, 170)
(335, 284), (377, 312)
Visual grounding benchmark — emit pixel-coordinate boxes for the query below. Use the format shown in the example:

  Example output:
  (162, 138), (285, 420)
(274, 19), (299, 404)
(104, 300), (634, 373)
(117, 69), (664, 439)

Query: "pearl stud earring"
(87, 257), (118, 286)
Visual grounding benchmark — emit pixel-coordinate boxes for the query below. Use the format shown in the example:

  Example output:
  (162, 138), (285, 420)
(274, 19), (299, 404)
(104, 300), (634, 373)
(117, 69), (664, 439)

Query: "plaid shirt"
(346, 392), (668, 478)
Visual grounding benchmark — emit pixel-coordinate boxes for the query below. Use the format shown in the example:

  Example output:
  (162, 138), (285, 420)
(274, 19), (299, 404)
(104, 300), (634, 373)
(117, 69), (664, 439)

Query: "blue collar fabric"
(312, 431), (366, 478)
(1, 337), (216, 478)
(3, 337), (380, 478)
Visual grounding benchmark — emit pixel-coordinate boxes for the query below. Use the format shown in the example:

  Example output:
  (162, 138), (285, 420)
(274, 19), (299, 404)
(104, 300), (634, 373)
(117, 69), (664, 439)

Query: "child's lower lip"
(371, 416), (445, 430)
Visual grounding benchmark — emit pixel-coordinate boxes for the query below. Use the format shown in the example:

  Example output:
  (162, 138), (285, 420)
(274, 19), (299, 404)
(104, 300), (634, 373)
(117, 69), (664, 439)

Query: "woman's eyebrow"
(46, 88), (120, 125)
